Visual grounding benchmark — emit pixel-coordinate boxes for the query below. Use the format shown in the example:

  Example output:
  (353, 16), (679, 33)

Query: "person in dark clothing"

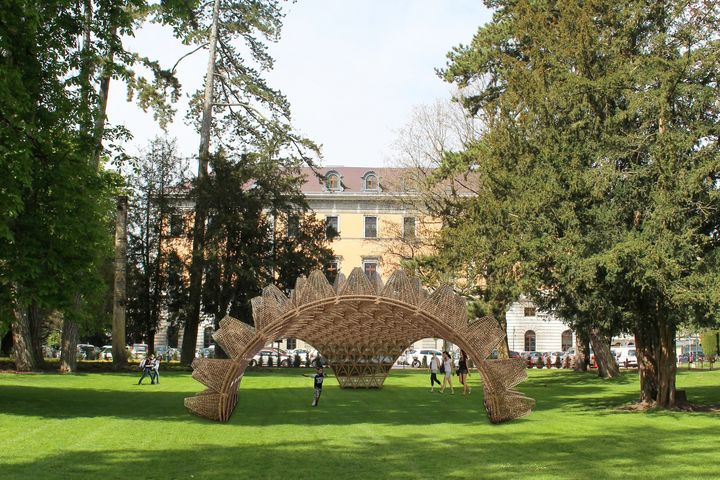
(458, 350), (471, 395)
(137, 354), (156, 385)
(305, 366), (325, 406)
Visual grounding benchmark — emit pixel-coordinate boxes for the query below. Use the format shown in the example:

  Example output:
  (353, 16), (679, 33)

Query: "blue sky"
(106, 1), (492, 167)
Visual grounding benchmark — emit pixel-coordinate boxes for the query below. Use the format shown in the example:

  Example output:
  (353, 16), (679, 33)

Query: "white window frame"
(364, 216), (378, 238)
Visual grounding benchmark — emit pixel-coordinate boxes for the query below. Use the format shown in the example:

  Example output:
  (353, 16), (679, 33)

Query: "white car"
(250, 349), (291, 367)
(404, 349), (443, 368)
(616, 348), (638, 367)
(99, 345), (113, 360)
(288, 349), (310, 364)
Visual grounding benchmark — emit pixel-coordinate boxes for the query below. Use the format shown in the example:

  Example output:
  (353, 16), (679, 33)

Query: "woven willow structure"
(185, 268), (535, 423)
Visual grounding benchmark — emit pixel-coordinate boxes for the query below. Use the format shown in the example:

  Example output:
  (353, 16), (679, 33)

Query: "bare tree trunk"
(112, 196), (129, 369)
(11, 294), (36, 372)
(573, 328), (589, 372)
(590, 328), (620, 379)
(495, 312), (510, 360)
(28, 302), (45, 367)
(59, 317), (78, 373)
(656, 321), (677, 408)
(182, 0), (222, 365)
(635, 325), (658, 404)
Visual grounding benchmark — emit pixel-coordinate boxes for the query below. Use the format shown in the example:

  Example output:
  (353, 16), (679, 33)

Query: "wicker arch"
(185, 268), (535, 423)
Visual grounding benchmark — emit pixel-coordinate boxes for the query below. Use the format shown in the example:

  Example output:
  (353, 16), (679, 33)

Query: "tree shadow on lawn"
(2, 424), (716, 480)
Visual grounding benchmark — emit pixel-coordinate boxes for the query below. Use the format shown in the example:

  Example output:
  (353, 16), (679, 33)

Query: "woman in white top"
(440, 351), (455, 394)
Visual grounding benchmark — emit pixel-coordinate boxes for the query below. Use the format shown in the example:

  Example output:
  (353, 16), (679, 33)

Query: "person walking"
(151, 355), (161, 384)
(429, 351), (442, 392)
(440, 351), (455, 394)
(137, 354), (156, 385)
(458, 350), (471, 395)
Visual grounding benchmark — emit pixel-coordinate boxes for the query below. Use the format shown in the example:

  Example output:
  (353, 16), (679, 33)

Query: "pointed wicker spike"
(259, 284), (290, 328)
(380, 270), (419, 305)
(308, 270), (336, 297)
(214, 316), (256, 360)
(339, 267), (376, 296)
(418, 284), (467, 328)
(184, 389), (222, 421)
(483, 389), (535, 423)
(191, 358), (239, 392)
(333, 271), (346, 293)
(294, 270), (335, 306)
(462, 316), (505, 360)
(482, 359), (528, 391)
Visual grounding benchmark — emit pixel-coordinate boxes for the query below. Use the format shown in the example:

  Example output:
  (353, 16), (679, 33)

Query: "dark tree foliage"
(125, 138), (190, 349)
(440, 0), (719, 404)
(200, 152), (335, 354)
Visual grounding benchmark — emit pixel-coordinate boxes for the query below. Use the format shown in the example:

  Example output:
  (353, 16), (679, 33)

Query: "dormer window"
(324, 171), (342, 192)
(362, 171), (379, 192)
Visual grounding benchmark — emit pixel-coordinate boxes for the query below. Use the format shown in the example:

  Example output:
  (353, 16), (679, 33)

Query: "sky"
(106, 1), (493, 168)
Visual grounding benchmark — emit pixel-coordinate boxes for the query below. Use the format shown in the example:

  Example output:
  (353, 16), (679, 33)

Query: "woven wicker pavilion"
(185, 268), (535, 423)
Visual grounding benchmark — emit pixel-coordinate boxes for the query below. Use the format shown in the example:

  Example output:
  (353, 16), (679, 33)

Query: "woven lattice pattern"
(185, 267), (535, 423)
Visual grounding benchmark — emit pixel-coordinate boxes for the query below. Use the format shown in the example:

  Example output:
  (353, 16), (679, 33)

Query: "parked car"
(549, 352), (563, 365)
(77, 344), (98, 360)
(405, 348), (443, 368)
(99, 345), (113, 360)
(525, 351), (543, 367)
(616, 348), (638, 367)
(132, 343), (149, 358)
(250, 348), (290, 367)
(288, 348), (310, 364)
(508, 350), (521, 359)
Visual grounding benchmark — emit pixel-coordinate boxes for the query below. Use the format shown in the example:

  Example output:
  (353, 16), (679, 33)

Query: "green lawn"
(0, 368), (718, 479)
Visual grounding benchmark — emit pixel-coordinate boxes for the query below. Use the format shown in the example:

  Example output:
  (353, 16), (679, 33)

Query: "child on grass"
(304, 365), (325, 407)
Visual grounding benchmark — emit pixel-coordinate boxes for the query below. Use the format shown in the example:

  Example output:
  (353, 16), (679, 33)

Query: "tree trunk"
(182, 0), (222, 365)
(28, 302), (45, 367)
(495, 312), (510, 360)
(656, 321), (677, 408)
(59, 317), (78, 373)
(112, 196), (129, 369)
(590, 329), (620, 379)
(11, 295), (36, 372)
(635, 325), (658, 404)
(573, 328), (589, 372)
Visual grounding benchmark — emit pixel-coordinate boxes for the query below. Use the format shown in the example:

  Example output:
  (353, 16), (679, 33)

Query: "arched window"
(524, 330), (536, 352)
(363, 172), (379, 191)
(561, 330), (573, 351)
(325, 172), (341, 191)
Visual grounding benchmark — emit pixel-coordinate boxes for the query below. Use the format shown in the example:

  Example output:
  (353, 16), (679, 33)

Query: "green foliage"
(440, 0), (720, 401)
(125, 137), (190, 343)
(700, 330), (719, 357)
(200, 152), (335, 327)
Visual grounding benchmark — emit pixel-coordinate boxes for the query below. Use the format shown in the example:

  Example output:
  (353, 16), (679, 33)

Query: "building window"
(363, 260), (379, 281)
(325, 216), (339, 238)
(325, 172), (341, 191)
(363, 172), (379, 191)
(286, 338), (297, 350)
(561, 330), (573, 352)
(524, 307), (537, 317)
(287, 215), (299, 238)
(324, 260), (339, 285)
(524, 330), (536, 351)
(170, 214), (184, 237)
(403, 217), (416, 240)
(364, 216), (378, 238)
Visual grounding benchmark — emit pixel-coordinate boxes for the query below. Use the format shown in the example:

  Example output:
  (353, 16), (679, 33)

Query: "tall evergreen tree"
(441, 0), (720, 405)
